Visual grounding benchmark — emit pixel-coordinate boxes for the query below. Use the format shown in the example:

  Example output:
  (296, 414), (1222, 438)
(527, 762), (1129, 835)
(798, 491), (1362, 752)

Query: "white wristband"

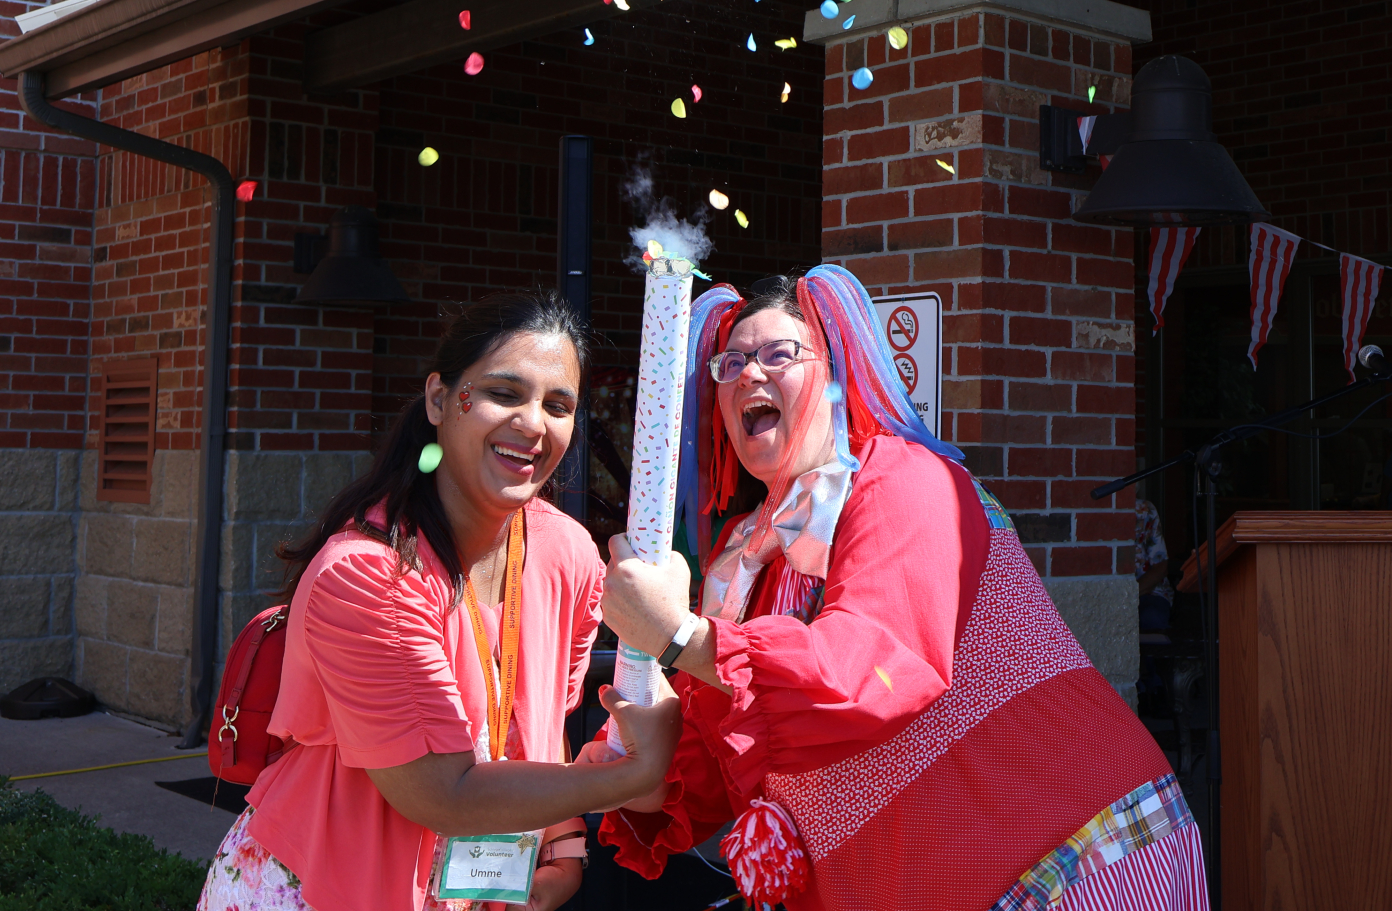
(671, 611), (700, 648)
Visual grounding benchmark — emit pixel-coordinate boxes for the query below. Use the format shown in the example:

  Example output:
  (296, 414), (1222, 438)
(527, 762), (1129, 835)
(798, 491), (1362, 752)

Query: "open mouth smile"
(492, 443), (539, 470)
(741, 400), (781, 437)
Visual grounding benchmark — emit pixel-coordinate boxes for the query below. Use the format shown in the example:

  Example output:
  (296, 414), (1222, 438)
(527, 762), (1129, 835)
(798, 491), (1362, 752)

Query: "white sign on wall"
(871, 292), (943, 436)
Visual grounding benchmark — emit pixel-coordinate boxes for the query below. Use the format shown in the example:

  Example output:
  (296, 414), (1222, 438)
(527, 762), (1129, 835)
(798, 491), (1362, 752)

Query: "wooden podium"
(1178, 511), (1392, 910)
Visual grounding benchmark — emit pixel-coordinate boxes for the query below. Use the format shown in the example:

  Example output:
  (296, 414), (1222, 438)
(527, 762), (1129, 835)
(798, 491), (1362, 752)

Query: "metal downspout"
(20, 71), (233, 748)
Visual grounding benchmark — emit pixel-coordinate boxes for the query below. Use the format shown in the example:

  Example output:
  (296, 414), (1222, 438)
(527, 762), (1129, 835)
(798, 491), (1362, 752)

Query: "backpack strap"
(217, 606), (287, 768)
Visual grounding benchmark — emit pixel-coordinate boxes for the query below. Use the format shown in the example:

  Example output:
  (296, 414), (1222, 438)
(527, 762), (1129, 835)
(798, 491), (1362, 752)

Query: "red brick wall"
(821, 11), (1138, 577)
(1125, 0), (1392, 269)
(91, 46), (251, 451)
(0, 6), (97, 450)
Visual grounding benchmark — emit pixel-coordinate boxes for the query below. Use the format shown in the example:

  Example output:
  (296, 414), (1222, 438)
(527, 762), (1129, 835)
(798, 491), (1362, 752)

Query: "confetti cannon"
(606, 241), (694, 754)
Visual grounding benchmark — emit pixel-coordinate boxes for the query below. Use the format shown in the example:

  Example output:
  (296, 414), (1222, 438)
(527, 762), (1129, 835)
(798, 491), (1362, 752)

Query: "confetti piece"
(647, 240), (664, 257)
(936, 159), (955, 175)
(1088, 85), (1097, 103)
(842, 14), (856, 28)
(671, 98), (687, 118)
(851, 67), (873, 90)
(614, 0), (629, 8)
(874, 666), (893, 692)
(746, 33), (757, 51)
(734, 209), (749, 228)
(418, 442), (444, 473)
(709, 189), (729, 209)
(235, 180), (257, 202)
(781, 82), (791, 103)
(692, 84), (702, 102)
(584, 28), (594, 44)
(825, 380), (844, 403)
(775, 37), (797, 49)
(458, 9), (470, 28)
(819, 0), (838, 17)
(464, 52), (484, 75)
(418, 147), (440, 166)
(887, 26), (907, 49)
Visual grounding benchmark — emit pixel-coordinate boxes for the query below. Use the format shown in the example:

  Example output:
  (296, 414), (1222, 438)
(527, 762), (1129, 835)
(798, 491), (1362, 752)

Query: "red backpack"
(208, 604), (293, 785)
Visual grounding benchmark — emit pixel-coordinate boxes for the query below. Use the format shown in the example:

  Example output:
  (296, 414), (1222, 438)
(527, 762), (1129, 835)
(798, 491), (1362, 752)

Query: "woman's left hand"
(525, 858), (582, 911)
(601, 534), (692, 658)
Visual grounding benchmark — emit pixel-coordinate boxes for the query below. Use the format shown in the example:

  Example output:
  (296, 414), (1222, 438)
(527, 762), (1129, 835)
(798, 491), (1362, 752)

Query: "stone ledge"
(804, 0), (1151, 46)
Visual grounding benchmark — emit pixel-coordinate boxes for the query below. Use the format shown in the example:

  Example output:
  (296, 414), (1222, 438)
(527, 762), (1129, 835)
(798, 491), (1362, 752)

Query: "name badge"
(429, 831), (540, 905)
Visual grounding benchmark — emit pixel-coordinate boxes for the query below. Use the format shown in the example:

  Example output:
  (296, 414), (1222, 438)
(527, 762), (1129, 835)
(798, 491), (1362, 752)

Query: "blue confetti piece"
(584, 28), (594, 45)
(842, 14), (856, 28)
(820, 0), (838, 16)
(746, 33), (757, 51)
(851, 67), (874, 90)
(825, 381), (844, 403)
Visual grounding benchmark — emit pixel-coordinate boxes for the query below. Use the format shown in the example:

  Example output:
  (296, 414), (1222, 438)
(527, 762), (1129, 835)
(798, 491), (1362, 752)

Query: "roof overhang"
(0, 0), (346, 99)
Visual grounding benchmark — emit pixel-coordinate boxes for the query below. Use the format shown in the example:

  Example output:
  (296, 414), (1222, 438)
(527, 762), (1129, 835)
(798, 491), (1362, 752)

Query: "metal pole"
(556, 135), (593, 523)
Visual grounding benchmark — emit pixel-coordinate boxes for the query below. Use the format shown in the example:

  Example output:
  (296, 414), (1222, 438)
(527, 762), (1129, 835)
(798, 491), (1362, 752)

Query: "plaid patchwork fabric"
(991, 775), (1195, 911)
(974, 479), (1015, 532)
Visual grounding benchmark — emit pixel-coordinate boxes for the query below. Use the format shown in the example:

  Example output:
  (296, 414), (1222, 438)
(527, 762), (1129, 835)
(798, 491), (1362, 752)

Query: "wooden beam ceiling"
(0, 0), (343, 98)
(301, 0), (659, 94)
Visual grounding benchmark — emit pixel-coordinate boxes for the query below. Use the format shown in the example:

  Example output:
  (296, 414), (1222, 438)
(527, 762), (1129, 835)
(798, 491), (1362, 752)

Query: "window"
(96, 358), (157, 504)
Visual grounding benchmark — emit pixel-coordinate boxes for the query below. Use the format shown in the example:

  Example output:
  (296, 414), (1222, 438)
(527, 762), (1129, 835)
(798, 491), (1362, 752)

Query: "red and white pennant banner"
(1340, 252), (1386, 382)
(1146, 227), (1200, 335)
(1246, 223), (1301, 369)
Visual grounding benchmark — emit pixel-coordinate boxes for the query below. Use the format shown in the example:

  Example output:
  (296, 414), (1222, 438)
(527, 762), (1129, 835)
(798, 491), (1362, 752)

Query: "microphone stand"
(1091, 368), (1392, 909)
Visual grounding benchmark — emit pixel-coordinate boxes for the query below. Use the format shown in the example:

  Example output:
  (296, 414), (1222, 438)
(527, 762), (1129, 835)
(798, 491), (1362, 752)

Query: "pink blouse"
(246, 499), (604, 911)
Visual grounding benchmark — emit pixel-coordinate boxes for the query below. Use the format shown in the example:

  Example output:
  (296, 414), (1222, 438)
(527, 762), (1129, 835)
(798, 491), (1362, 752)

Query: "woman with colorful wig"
(587, 266), (1208, 910)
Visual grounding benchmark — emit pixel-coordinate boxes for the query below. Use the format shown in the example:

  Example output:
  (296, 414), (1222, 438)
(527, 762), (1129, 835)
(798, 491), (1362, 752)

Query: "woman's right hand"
(597, 676), (681, 799)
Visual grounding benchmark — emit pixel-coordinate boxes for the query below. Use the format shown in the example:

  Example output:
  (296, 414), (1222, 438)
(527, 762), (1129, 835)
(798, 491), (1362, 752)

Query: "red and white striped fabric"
(1247, 223), (1301, 368)
(1145, 228), (1200, 335)
(1077, 116), (1096, 153)
(1057, 824), (1209, 911)
(1340, 252), (1386, 382)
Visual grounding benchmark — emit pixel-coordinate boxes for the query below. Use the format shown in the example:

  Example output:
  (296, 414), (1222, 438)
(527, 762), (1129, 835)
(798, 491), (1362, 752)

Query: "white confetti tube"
(607, 259), (693, 754)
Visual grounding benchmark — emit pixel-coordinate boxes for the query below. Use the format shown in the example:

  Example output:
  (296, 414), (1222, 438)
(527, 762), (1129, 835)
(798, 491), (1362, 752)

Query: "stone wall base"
(1043, 574), (1140, 709)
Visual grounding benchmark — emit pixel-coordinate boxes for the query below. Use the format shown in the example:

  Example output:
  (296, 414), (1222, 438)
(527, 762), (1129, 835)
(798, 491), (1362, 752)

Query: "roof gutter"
(19, 71), (232, 748)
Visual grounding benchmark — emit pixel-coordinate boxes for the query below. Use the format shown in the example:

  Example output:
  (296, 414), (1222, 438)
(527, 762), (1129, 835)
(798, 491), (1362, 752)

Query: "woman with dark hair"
(590, 268), (1207, 911)
(198, 292), (679, 911)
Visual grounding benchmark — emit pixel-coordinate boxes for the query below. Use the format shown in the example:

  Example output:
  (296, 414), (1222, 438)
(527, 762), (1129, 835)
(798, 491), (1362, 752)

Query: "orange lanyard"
(462, 510), (524, 762)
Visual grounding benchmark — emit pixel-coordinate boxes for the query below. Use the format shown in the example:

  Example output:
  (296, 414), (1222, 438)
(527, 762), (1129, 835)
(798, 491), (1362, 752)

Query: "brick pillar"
(812, 0), (1151, 700)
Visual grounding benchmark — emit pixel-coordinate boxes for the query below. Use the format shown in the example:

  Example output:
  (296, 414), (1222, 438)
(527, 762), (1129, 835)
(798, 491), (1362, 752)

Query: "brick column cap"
(803, 0), (1151, 45)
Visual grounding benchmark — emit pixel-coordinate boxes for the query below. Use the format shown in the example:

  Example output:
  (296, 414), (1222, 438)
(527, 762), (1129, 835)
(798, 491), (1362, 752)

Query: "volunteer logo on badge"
(470, 845), (484, 859)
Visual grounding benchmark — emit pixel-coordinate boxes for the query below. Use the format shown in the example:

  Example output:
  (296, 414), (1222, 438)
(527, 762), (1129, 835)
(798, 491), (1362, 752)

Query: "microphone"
(1359, 344), (1390, 375)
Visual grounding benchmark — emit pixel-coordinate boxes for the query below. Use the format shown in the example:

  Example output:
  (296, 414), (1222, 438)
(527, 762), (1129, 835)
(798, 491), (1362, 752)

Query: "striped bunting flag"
(1340, 252), (1386, 381)
(1145, 227), (1200, 335)
(1247, 223), (1301, 368)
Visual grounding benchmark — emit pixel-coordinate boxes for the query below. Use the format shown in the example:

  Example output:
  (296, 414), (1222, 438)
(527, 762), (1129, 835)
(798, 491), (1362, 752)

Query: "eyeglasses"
(708, 339), (811, 384)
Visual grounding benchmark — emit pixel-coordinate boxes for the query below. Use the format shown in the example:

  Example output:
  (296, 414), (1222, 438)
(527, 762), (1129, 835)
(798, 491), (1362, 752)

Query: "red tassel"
(720, 799), (811, 907)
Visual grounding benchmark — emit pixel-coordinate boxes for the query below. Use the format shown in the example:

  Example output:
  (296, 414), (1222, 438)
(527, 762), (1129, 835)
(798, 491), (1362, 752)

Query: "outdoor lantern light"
(294, 205), (410, 307)
(1041, 55), (1270, 227)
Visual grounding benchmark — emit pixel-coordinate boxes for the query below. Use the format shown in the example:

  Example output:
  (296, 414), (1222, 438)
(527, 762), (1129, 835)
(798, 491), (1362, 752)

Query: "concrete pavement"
(0, 711), (234, 863)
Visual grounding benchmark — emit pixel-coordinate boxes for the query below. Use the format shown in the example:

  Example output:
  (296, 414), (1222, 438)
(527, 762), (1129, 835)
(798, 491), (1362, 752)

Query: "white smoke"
(623, 159), (714, 269)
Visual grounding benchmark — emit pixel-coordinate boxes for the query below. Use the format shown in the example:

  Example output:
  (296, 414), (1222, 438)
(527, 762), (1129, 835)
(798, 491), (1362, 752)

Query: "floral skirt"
(199, 808), (477, 911)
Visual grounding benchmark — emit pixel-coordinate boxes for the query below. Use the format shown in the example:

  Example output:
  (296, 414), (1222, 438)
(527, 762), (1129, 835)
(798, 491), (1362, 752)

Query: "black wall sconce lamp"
(294, 205), (410, 307)
(1040, 55), (1270, 227)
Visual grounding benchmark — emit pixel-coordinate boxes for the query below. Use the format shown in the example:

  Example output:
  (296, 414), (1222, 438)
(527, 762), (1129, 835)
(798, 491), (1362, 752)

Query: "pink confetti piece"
(464, 52), (484, 75)
(458, 9), (470, 28)
(692, 84), (703, 103)
(235, 180), (257, 202)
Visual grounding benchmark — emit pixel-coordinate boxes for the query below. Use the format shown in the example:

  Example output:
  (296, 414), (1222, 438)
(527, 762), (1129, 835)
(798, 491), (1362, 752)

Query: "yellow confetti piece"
(936, 159), (955, 175)
(774, 37), (797, 50)
(875, 666), (894, 691)
(887, 26), (907, 50)
(647, 240), (664, 257)
(781, 82), (791, 103)
(734, 209), (749, 228)
(418, 146), (440, 166)
(708, 189), (729, 210)
(671, 98), (687, 118)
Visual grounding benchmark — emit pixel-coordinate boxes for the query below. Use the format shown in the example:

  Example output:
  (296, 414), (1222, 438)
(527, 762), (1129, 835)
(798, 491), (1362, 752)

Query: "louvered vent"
(97, 358), (157, 504)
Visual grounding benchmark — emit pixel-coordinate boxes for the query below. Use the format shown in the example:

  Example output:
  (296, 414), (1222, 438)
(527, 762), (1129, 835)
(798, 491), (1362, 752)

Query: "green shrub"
(0, 777), (208, 911)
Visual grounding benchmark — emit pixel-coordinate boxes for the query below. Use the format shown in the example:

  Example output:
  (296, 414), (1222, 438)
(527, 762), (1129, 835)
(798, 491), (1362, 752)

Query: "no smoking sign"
(871, 292), (941, 435)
